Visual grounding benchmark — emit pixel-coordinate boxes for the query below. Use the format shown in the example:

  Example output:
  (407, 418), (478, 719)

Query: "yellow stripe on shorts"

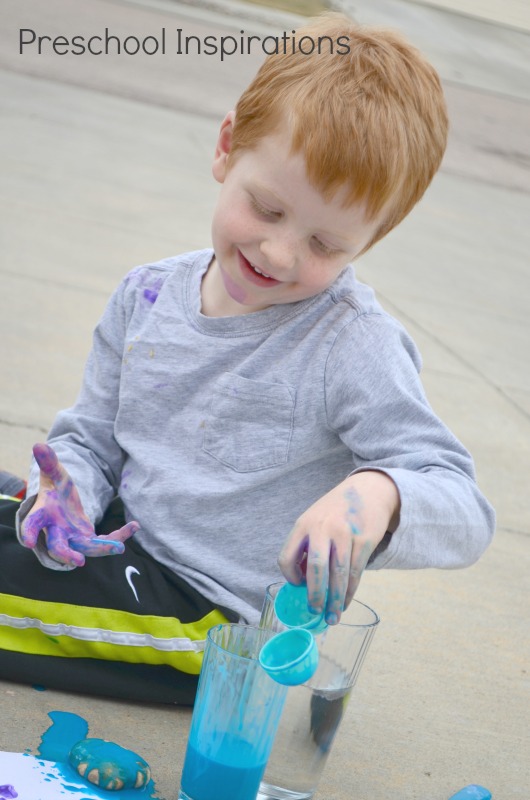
(0, 593), (228, 674)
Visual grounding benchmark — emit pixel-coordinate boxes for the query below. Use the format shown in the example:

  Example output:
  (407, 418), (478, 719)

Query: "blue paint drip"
(32, 684), (47, 691)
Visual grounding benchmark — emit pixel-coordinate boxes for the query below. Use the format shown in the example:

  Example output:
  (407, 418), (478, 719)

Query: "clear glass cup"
(179, 623), (288, 800)
(258, 582), (380, 800)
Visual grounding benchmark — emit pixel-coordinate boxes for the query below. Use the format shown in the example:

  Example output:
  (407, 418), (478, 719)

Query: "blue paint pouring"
(35, 711), (158, 798)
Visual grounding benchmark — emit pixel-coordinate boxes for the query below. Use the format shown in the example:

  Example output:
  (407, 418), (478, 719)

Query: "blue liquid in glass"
(181, 737), (267, 800)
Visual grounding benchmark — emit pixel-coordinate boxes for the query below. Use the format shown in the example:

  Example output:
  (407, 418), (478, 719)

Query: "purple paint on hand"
(21, 443), (139, 566)
(33, 443), (62, 483)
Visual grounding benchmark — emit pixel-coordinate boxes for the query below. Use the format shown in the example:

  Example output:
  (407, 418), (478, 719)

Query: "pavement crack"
(476, 144), (530, 169)
(373, 293), (530, 423)
(0, 418), (48, 434)
(0, 268), (109, 297)
(497, 526), (530, 537)
(0, 64), (223, 123)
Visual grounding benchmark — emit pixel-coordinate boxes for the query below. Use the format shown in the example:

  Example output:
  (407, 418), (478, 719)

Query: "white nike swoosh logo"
(125, 566), (141, 603)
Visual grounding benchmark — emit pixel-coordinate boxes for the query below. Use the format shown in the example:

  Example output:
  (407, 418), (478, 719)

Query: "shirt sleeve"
(24, 269), (140, 526)
(324, 311), (495, 570)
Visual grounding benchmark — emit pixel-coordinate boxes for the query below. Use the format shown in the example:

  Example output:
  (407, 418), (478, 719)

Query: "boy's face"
(204, 113), (385, 317)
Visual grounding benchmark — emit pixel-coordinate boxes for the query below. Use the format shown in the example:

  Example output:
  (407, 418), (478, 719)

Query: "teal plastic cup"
(259, 628), (318, 686)
(273, 583), (328, 634)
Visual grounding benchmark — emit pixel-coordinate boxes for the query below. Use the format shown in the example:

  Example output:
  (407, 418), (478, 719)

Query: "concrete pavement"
(1, 0), (529, 797)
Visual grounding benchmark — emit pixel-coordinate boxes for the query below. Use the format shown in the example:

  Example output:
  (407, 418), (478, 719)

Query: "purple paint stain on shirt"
(143, 288), (159, 303)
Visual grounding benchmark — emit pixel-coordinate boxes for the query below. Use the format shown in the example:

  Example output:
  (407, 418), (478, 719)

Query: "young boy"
(0, 13), (494, 704)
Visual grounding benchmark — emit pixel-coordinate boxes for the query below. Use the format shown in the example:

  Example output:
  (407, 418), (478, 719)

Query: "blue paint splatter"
(32, 684), (47, 692)
(34, 711), (158, 798)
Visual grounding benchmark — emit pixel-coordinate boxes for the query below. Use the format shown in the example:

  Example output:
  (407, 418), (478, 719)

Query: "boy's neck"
(200, 257), (270, 318)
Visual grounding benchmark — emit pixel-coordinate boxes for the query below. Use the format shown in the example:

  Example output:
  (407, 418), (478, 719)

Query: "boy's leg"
(0, 497), (234, 705)
(0, 470), (27, 501)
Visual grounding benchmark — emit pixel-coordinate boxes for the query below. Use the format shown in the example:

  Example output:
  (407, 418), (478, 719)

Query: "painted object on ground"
(69, 738), (151, 791)
(448, 786), (492, 800)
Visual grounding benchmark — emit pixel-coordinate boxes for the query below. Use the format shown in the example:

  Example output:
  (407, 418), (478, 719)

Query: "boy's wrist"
(346, 469), (401, 533)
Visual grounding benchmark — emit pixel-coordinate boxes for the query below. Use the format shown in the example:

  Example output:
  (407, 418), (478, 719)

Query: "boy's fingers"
(45, 526), (86, 567)
(107, 520), (140, 543)
(304, 542), (330, 615)
(325, 542), (351, 625)
(69, 522), (139, 558)
(20, 506), (48, 548)
(344, 540), (373, 608)
(33, 443), (64, 485)
(278, 528), (308, 585)
(70, 537), (126, 558)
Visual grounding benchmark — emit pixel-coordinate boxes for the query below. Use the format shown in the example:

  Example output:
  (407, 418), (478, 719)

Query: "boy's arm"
(17, 270), (141, 565)
(280, 312), (495, 622)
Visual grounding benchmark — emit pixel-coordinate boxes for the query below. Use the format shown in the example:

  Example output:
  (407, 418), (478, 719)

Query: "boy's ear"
(212, 111), (235, 184)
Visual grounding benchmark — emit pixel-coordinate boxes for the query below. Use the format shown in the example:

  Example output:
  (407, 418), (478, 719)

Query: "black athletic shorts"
(0, 497), (236, 705)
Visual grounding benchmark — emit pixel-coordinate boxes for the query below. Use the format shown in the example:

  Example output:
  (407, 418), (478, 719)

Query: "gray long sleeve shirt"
(22, 249), (495, 623)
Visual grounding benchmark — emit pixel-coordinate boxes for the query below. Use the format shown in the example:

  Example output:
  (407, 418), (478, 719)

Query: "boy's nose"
(259, 236), (297, 274)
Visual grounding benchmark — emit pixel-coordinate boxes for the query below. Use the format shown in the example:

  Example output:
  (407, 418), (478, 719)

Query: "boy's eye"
(250, 197), (282, 219)
(312, 237), (339, 257)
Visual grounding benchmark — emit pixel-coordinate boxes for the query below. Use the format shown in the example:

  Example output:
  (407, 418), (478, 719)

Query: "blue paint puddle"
(33, 711), (159, 798)
(38, 711), (89, 762)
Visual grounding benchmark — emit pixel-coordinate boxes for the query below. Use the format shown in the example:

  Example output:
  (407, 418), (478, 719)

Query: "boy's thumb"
(33, 443), (63, 484)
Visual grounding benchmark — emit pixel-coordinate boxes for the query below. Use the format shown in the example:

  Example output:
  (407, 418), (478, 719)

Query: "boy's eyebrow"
(252, 182), (362, 248)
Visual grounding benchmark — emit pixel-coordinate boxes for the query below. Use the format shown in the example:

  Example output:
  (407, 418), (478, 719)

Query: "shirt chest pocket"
(202, 373), (296, 472)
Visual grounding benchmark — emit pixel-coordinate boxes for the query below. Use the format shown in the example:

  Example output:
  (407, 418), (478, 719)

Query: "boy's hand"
(20, 443), (139, 567)
(278, 471), (400, 625)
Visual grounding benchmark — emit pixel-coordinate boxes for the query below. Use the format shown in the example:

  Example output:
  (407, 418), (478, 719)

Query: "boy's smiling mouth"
(238, 250), (281, 287)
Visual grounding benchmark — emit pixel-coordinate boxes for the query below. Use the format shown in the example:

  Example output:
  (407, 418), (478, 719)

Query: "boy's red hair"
(230, 13), (449, 249)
